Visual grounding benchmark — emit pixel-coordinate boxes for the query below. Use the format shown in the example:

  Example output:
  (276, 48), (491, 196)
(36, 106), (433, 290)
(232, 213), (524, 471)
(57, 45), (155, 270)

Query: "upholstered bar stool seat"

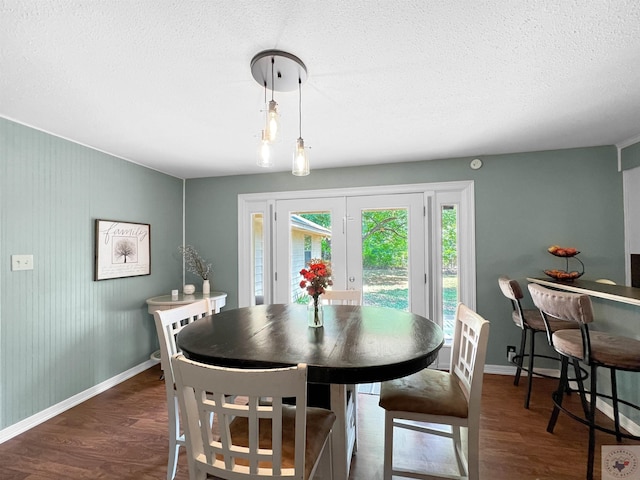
(499, 276), (581, 408)
(553, 330), (640, 370)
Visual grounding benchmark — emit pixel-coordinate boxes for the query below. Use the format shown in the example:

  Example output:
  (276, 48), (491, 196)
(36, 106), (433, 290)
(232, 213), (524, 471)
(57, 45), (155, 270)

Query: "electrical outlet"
(507, 345), (516, 363)
(11, 254), (34, 271)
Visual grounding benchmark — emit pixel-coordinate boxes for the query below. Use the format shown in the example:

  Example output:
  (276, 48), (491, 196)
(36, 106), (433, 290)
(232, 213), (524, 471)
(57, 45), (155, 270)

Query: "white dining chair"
(322, 289), (362, 462)
(321, 289), (362, 306)
(378, 303), (490, 480)
(153, 299), (213, 480)
(171, 355), (336, 480)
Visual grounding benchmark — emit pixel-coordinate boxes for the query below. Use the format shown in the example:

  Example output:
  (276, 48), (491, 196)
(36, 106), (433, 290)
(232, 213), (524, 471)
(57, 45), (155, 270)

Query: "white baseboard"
(0, 359), (156, 444)
(484, 363), (559, 378)
(596, 397), (640, 437)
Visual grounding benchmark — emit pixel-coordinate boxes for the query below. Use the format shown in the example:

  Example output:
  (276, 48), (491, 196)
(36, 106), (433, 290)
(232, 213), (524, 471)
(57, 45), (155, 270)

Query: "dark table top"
(177, 303), (444, 385)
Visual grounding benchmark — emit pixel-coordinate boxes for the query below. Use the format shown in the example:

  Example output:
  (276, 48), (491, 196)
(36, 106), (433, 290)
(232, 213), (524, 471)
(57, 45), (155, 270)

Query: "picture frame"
(94, 219), (150, 281)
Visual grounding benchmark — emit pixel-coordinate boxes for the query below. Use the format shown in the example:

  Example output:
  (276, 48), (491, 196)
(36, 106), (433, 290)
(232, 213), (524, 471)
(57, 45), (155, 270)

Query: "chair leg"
(572, 359), (590, 417)
(610, 368), (622, 442)
(547, 356), (569, 433)
(466, 422), (480, 480)
(524, 330), (536, 408)
(314, 435), (334, 480)
(587, 364), (598, 480)
(167, 394), (180, 480)
(383, 412), (394, 480)
(514, 328), (527, 386)
(350, 383), (359, 452)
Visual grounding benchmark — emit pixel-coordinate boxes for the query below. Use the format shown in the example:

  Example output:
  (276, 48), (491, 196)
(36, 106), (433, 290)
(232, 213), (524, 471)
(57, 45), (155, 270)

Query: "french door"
(273, 194), (426, 316)
(274, 198), (346, 304)
(345, 194), (426, 316)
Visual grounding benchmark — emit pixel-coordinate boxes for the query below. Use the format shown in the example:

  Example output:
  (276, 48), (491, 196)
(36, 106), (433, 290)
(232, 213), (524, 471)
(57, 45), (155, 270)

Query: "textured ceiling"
(2, 1), (640, 178)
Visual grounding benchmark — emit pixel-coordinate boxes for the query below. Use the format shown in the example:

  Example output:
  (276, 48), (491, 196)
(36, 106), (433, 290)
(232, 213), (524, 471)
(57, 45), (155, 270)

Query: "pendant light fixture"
(250, 50), (308, 174)
(292, 77), (310, 176)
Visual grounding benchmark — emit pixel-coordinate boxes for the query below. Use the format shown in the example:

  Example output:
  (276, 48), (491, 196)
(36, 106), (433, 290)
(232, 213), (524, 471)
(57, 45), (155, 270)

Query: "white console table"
(146, 291), (227, 314)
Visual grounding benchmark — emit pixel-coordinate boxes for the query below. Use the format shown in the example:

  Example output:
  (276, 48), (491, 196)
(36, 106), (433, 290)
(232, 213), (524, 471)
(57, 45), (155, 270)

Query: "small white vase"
(202, 279), (211, 295)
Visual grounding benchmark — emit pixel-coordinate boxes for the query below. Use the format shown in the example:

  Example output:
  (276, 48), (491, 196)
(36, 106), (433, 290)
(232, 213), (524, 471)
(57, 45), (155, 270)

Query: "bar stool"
(498, 276), (581, 408)
(528, 283), (640, 480)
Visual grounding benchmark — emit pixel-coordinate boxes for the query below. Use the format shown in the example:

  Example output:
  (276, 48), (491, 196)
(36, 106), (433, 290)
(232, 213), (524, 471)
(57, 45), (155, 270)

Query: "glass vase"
(308, 303), (324, 328)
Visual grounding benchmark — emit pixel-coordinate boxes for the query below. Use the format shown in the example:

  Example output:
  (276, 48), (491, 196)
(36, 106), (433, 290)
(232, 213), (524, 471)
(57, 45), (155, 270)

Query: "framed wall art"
(94, 219), (150, 280)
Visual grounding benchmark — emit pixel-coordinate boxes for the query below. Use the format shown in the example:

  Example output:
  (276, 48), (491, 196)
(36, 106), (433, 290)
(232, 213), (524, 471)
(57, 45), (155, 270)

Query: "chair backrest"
(498, 275), (529, 329)
(527, 284), (594, 326)
(497, 275), (523, 302)
(321, 289), (362, 305)
(450, 303), (490, 421)
(171, 354), (309, 479)
(153, 299), (212, 384)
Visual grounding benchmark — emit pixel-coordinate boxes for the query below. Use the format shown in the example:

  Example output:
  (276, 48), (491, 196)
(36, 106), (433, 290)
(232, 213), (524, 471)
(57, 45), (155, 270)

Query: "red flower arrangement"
(300, 259), (333, 325)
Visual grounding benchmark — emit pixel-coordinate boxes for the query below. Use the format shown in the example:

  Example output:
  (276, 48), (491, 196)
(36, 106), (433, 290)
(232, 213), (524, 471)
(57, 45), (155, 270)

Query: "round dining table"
(177, 303), (444, 479)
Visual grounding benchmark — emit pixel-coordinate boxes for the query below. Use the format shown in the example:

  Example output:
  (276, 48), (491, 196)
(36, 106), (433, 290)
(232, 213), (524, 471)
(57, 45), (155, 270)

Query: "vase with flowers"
(299, 259), (332, 327)
(179, 245), (212, 295)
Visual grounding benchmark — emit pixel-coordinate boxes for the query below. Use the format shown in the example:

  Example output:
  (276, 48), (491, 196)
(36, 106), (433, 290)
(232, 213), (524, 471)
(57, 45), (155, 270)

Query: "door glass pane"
(251, 213), (265, 305)
(289, 212), (332, 304)
(361, 208), (409, 310)
(441, 205), (459, 339)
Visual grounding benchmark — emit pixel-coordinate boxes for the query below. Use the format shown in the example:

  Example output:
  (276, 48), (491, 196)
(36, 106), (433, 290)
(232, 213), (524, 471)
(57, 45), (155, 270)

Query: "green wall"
(622, 140), (640, 170)
(185, 145), (626, 368)
(0, 118), (184, 430)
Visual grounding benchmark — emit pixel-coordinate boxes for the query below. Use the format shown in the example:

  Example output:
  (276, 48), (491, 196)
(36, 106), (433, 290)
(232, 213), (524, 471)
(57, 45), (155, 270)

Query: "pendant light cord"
(271, 57), (275, 102)
(298, 77), (302, 138)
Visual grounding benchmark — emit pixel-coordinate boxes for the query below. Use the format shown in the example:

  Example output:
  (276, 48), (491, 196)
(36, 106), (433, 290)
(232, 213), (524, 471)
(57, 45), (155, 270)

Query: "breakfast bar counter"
(527, 277), (640, 307)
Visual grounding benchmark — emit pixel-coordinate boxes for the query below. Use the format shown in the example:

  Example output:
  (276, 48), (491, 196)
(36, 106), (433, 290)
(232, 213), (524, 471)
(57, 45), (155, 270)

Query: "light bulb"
(257, 130), (273, 168)
(265, 100), (279, 142)
(292, 137), (310, 176)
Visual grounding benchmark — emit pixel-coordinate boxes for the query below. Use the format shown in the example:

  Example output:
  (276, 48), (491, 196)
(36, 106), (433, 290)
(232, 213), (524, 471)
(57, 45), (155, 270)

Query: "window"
(441, 205), (459, 339)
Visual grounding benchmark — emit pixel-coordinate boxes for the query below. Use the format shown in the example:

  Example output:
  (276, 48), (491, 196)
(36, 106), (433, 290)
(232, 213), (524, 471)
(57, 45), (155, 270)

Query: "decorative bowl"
(544, 269), (583, 281)
(547, 245), (580, 257)
(550, 250), (580, 258)
(183, 284), (196, 294)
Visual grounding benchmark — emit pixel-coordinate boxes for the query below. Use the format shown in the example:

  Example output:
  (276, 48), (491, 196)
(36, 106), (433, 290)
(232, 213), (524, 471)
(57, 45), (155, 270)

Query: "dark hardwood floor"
(1, 364), (638, 479)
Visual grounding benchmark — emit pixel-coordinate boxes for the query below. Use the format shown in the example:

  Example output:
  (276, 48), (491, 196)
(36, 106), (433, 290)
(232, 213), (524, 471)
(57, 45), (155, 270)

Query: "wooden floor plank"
(1, 364), (638, 479)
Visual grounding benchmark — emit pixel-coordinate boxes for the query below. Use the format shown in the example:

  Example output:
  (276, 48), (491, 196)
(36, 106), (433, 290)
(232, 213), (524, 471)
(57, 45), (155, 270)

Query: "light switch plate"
(11, 254), (34, 271)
